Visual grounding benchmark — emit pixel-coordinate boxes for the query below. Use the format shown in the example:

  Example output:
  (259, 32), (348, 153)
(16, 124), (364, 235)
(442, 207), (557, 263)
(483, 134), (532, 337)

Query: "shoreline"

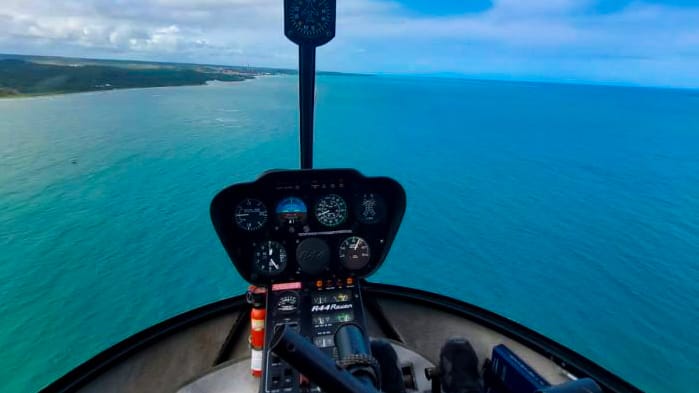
(0, 76), (267, 100)
(0, 56), (276, 100)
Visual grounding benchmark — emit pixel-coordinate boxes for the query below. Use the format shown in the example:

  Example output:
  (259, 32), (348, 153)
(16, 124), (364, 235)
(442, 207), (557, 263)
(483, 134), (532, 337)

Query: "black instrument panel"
(262, 281), (368, 393)
(210, 169), (406, 284)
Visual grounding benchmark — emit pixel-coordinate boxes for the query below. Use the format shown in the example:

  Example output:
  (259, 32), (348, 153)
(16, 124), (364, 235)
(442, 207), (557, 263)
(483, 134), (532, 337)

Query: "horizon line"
(2, 51), (697, 93)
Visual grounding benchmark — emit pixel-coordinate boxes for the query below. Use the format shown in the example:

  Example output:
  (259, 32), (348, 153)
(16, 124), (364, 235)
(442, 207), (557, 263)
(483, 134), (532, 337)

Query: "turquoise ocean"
(1, 75), (698, 392)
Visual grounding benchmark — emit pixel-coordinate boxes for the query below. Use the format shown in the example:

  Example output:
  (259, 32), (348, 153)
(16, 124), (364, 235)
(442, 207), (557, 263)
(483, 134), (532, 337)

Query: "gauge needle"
(353, 241), (359, 250)
(270, 259), (279, 269)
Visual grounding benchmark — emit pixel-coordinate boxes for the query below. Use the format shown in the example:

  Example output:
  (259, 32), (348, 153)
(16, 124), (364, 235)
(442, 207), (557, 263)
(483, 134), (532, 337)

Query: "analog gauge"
(234, 198), (268, 231)
(276, 292), (299, 313)
(276, 197), (308, 225)
(315, 194), (347, 227)
(296, 238), (330, 274)
(339, 236), (371, 270)
(254, 241), (288, 275)
(355, 193), (385, 224)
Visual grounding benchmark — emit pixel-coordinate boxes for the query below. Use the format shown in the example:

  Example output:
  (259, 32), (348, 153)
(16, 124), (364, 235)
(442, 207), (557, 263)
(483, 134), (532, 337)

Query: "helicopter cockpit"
(28, 0), (652, 392)
(209, 169), (406, 393)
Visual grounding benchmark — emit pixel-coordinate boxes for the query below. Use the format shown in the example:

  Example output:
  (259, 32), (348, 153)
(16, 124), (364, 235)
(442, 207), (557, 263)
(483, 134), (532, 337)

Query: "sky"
(1, 0), (699, 88)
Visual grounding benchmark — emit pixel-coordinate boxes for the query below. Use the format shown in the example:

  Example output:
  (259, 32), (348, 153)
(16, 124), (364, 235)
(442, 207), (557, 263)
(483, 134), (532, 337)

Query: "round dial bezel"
(253, 241), (288, 275)
(276, 291), (299, 313)
(339, 236), (371, 271)
(276, 196), (308, 226)
(314, 194), (348, 227)
(234, 198), (268, 231)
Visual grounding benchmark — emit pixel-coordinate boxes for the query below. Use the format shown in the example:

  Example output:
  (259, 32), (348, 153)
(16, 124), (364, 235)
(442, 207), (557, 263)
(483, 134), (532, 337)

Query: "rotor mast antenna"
(284, 0), (337, 169)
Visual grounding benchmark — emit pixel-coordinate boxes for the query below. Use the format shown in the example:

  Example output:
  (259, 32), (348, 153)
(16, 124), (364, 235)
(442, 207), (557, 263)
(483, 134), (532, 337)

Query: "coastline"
(0, 56), (269, 100)
(0, 76), (263, 100)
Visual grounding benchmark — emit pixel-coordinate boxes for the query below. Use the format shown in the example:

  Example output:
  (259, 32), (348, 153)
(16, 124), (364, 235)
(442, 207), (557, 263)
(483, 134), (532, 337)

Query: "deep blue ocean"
(1, 75), (698, 392)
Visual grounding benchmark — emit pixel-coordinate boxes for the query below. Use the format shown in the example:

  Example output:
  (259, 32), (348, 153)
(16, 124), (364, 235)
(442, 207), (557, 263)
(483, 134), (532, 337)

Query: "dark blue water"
(1, 76), (697, 392)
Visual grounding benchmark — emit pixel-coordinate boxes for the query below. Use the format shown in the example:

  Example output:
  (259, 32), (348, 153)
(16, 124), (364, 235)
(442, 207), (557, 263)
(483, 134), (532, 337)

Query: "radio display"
(312, 310), (354, 326)
(312, 290), (352, 305)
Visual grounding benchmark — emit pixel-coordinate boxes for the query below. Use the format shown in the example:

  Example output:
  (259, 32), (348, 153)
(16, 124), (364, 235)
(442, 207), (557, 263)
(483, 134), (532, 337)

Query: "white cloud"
(0, 0), (698, 87)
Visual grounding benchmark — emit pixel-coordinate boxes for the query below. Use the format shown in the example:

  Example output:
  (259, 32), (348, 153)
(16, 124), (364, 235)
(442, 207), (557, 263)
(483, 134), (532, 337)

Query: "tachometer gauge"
(276, 197), (308, 225)
(254, 241), (288, 275)
(276, 292), (299, 313)
(234, 198), (268, 231)
(339, 236), (370, 270)
(315, 194), (347, 227)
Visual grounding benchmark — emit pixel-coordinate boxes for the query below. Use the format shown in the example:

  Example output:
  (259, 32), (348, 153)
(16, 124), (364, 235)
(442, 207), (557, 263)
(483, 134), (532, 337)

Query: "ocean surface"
(1, 75), (698, 392)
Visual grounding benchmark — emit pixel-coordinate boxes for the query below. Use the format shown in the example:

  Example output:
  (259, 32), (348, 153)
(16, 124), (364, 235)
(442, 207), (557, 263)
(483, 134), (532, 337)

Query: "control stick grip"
(335, 323), (380, 389)
(270, 325), (379, 393)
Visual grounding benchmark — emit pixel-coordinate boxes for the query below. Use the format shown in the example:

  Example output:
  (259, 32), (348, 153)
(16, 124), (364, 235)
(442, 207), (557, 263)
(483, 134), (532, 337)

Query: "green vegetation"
(0, 53), (364, 98)
(0, 55), (269, 97)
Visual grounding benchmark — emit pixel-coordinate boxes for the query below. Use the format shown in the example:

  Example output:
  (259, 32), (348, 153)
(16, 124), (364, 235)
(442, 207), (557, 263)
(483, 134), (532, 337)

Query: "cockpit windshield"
(1, 2), (698, 393)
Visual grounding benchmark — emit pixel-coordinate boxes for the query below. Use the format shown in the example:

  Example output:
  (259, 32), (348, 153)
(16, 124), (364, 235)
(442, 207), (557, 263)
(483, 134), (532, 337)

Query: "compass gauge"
(285, 0), (336, 46)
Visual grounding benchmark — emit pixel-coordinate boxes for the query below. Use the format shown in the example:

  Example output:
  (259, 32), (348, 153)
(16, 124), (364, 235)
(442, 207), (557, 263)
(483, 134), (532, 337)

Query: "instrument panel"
(210, 169), (406, 284)
(262, 280), (368, 393)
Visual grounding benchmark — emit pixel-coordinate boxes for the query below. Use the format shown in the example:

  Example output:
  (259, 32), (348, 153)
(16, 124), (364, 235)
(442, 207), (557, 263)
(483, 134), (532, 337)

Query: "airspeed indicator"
(235, 198), (268, 231)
